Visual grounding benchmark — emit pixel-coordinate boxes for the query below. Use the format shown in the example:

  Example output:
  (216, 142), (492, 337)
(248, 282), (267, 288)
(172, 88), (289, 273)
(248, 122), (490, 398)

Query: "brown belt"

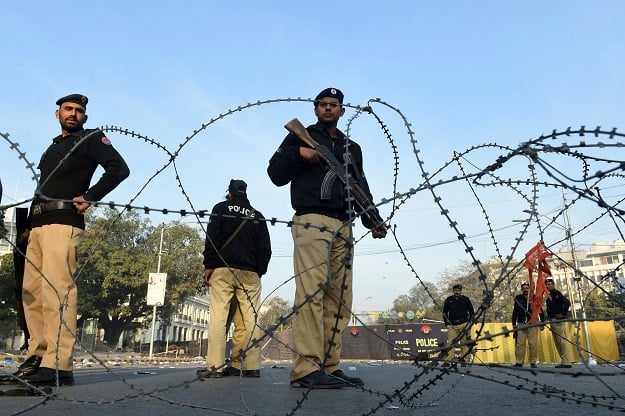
(31, 201), (75, 215)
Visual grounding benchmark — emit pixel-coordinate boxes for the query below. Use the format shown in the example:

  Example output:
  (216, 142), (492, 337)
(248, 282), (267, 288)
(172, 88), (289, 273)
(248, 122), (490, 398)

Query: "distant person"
(442, 284), (475, 366)
(7, 94), (129, 387)
(511, 283), (544, 368)
(198, 179), (271, 378)
(545, 278), (572, 368)
(267, 87), (387, 389)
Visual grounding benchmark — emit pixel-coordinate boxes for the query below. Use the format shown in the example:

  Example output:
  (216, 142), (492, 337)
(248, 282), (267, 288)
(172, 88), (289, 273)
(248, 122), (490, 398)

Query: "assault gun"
(284, 118), (386, 231)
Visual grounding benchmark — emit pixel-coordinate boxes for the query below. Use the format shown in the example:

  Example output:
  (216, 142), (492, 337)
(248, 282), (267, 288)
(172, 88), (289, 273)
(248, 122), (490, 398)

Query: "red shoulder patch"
(101, 136), (112, 145)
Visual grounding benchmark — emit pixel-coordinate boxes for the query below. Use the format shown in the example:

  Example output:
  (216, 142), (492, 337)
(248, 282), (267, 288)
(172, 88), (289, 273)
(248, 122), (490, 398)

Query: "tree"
(381, 259), (526, 325)
(77, 208), (204, 346)
(585, 290), (625, 319)
(258, 296), (292, 331)
(379, 281), (443, 324)
(436, 259), (523, 323)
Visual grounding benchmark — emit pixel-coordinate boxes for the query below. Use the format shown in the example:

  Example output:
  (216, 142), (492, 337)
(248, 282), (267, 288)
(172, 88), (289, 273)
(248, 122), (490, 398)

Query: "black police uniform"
(268, 121), (379, 228)
(21, 94), (129, 383)
(203, 192), (271, 374)
(442, 294), (475, 362)
(30, 128), (129, 229)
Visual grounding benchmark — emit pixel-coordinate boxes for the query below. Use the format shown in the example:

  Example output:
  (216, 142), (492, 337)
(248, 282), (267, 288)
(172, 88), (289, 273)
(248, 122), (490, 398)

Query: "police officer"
(267, 87), (387, 389)
(442, 284), (475, 366)
(200, 179), (271, 378)
(545, 278), (572, 368)
(16, 94), (129, 386)
(512, 282), (544, 368)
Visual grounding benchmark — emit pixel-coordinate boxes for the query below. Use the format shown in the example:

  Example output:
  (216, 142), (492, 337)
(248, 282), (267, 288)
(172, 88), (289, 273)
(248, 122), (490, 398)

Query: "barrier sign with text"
(386, 324), (446, 359)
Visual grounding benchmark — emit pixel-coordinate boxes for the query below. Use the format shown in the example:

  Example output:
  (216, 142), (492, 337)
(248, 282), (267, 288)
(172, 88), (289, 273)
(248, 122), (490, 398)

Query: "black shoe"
(196, 368), (222, 378)
(22, 367), (74, 386)
(331, 369), (364, 386)
(222, 366), (241, 377)
(555, 364), (572, 368)
(514, 363), (523, 367)
(0, 356), (42, 384)
(290, 370), (345, 389)
(530, 363), (537, 368)
(440, 362), (450, 368)
(243, 369), (260, 378)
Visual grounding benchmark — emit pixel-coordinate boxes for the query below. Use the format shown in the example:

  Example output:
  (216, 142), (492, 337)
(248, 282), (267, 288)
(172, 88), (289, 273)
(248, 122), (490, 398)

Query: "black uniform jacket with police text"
(267, 121), (380, 229)
(30, 128), (129, 229)
(202, 195), (272, 276)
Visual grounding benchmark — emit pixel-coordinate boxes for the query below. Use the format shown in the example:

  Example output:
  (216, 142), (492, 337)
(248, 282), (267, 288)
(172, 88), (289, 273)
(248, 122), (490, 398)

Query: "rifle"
(284, 118), (385, 230)
(13, 207), (30, 351)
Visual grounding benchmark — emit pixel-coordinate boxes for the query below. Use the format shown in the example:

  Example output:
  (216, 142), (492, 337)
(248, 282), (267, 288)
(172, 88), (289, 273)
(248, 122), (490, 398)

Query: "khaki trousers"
(206, 267), (261, 372)
(22, 224), (83, 371)
(290, 214), (353, 381)
(444, 323), (472, 361)
(550, 320), (572, 365)
(515, 325), (539, 364)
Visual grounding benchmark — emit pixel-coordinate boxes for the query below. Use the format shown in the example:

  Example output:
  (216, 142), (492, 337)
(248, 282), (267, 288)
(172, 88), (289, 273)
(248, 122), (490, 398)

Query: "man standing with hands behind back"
(268, 87), (387, 389)
(511, 282), (544, 368)
(15, 94), (129, 387)
(442, 284), (474, 366)
(545, 278), (573, 368)
(200, 179), (271, 378)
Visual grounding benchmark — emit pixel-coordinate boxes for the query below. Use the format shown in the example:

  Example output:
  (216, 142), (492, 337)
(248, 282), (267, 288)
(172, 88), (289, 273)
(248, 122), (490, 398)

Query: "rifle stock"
(284, 118), (318, 149)
(283, 118), (385, 229)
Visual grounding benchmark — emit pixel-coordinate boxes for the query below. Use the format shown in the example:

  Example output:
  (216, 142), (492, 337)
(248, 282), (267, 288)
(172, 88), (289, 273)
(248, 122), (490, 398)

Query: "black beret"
(228, 179), (247, 195)
(314, 87), (344, 104)
(453, 284), (462, 290)
(56, 94), (88, 107)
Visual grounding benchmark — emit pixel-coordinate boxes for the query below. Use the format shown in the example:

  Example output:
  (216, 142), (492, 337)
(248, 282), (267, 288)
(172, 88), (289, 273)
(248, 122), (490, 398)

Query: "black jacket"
(30, 129), (129, 229)
(202, 195), (272, 276)
(546, 288), (570, 320)
(267, 121), (380, 229)
(511, 294), (545, 325)
(443, 295), (474, 326)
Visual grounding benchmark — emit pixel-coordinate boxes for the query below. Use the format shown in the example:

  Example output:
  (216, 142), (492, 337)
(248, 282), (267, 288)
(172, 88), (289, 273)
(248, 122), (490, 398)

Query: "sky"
(1, 1), (625, 312)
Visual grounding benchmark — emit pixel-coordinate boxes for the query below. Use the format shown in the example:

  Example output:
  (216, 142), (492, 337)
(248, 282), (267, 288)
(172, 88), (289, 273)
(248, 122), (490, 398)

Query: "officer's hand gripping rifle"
(284, 118), (386, 233)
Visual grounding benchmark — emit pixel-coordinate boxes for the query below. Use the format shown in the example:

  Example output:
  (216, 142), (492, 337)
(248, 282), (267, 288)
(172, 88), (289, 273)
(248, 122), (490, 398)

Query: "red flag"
(523, 242), (552, 323)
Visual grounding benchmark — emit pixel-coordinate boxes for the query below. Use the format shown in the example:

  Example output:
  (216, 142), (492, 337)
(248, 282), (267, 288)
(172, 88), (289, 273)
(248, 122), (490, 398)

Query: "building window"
(579, 259), (593, 267)
(598, 255), (620, 265)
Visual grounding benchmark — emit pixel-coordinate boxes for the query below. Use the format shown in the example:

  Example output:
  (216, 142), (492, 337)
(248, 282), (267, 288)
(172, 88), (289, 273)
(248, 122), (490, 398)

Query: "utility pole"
(562, 189), (595, 365)
(149, 224), (167, 359)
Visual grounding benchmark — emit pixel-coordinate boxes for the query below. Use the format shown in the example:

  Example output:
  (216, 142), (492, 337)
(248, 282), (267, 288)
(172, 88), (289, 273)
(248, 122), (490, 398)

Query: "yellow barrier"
(473, 320), (618, 364)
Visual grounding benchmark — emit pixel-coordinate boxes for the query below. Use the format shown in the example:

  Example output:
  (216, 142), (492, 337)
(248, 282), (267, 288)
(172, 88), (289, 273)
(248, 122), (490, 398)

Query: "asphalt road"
(2, 360), (625, 416)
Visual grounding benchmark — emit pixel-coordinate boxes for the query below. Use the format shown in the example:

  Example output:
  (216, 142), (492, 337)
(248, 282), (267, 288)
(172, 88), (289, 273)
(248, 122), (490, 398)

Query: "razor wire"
(1, 96), (625, 414)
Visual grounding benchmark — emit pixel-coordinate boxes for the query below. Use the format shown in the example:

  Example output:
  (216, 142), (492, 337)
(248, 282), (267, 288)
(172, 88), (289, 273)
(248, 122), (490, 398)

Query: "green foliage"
(585, 289), (625, 319)
(382, 259), (525, 324)
(377, 281), (443, 324)
(77, 208), (204, 346)
(257, 296), (292, 331)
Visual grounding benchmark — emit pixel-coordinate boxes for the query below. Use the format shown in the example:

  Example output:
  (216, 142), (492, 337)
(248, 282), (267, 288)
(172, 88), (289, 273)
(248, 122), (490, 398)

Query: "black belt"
(31, 201), (75, 215)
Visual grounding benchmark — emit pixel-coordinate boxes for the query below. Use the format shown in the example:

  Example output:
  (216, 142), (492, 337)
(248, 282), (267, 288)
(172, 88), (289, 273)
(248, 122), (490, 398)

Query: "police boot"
(0, 356), (42, 384)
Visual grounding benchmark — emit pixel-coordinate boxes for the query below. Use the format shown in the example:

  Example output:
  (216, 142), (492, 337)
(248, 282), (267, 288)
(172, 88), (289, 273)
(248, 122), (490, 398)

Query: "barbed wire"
(1, 97), (625, 414)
